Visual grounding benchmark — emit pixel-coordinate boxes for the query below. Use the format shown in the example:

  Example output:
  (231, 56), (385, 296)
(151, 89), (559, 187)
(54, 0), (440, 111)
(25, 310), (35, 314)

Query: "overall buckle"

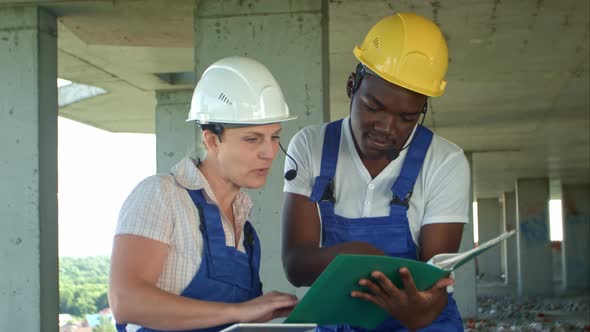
(320, 178), (336, 203)
(391, 190), (413, 208)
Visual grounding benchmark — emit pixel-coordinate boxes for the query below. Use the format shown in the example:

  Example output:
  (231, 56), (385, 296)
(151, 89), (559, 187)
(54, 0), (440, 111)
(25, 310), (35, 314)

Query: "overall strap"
(186, 189), (226, 250)
(310, 119), (343, 203)
(243, 221), (262, 293)
(390, 125), (434, 209)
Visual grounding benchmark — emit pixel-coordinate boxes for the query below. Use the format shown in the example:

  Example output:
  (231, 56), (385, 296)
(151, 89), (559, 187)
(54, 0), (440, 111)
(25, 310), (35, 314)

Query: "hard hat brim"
(187, 114), (297, 125)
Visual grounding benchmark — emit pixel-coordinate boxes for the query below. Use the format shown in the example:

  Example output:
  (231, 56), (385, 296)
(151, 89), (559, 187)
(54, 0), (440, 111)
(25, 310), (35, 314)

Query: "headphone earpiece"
(200, 123), (225, 142)
(210, 122), (223, 136)
(352, 64), (366, 94)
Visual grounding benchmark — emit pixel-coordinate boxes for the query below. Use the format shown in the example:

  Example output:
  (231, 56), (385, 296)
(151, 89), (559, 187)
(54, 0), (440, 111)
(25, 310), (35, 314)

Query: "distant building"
(59, 322), (84, 332)
(84, 312), (115, 328)
(59, 313), (73, 327)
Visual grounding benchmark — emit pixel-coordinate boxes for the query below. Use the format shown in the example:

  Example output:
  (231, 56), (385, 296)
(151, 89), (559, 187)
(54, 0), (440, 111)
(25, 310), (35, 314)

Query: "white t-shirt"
(283, 117), (470, 248)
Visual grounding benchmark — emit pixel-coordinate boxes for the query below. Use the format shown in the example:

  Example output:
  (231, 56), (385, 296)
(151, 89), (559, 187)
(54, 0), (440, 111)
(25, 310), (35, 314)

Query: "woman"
(109, 57), (298, 332)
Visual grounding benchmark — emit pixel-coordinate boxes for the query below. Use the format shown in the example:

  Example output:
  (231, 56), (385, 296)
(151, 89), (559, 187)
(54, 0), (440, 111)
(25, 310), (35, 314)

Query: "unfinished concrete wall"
(562, 184), (590, 291)
(515, 178), (553, 296)
(502, 191), (518, 289)
(477, 197), (503, 281)
(155, 89), (198, 173)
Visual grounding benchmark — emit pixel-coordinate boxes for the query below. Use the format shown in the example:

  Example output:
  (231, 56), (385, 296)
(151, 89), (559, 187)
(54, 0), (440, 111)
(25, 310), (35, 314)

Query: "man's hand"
(350, 268), (452, 330)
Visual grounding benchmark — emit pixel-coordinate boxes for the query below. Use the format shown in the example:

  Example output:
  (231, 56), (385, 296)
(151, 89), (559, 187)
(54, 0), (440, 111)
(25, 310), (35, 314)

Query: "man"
(281, 13), (469, 331)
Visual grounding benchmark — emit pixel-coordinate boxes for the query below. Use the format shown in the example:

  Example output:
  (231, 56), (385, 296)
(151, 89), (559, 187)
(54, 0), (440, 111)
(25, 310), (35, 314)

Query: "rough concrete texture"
(472, 278), (589, 331)
(465, 293), (590, 331)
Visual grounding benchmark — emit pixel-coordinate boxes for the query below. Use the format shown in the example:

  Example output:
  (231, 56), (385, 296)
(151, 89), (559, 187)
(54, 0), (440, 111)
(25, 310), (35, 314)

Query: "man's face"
(216, 123), (282, 189)
(349, 73), (427, 160)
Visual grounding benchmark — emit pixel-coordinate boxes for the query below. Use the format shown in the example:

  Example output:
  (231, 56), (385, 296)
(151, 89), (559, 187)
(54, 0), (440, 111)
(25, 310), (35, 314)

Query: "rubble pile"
(464, 294), (590, 331)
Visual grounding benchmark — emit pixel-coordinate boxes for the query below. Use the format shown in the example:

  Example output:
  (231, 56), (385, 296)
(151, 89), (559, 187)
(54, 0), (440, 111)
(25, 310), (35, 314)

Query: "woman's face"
(215, 123), (282, 189)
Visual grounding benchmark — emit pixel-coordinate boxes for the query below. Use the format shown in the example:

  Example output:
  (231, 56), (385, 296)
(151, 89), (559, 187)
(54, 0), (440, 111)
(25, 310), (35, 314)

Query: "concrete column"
(515, 178), (552, 296)
(0, 6), (58, 332)
(476, 198), (503, 281)
(501, 192), (517, 289)
(155, 89), (199, 173)
(549, 179), (564, 289)
(194, 0), (329, 295)
(562, 184), (590, 291)
(454, 152), (477, 319)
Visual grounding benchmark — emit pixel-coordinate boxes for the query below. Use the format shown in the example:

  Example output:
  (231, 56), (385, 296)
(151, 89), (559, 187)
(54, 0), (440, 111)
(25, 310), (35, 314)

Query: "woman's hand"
(234, 291), (298, 323)
(351, 268), (452, 330)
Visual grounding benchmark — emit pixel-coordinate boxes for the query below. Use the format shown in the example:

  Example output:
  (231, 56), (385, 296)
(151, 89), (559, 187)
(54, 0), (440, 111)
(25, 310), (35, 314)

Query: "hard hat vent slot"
(218, 93), (232, 105)
(371, 37), (379, 49)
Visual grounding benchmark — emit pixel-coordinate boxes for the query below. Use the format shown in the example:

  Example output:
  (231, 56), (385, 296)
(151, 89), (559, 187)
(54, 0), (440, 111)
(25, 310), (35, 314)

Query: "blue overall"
(116, 189), (263, 332)
(309, 120), (463, 332)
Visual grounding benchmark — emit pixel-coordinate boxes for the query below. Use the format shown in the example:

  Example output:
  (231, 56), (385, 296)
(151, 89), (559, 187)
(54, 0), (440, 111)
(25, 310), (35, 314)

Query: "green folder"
(284, 254), (449, 329)
(284, 230), (516, 329)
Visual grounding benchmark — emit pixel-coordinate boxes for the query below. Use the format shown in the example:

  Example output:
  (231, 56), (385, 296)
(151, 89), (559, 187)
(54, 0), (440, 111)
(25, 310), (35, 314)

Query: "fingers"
(434, 276), (454, 290)
(267, 290), (298, 300)
(351, 270), (401, 308)
(272, 305), (297, 319)
(350, 288), (381, 307)
(265, 291), (298, 308)
(355, 277), (385, 302)
(398, 268), (419, 297)
(370, 270), (402, 298)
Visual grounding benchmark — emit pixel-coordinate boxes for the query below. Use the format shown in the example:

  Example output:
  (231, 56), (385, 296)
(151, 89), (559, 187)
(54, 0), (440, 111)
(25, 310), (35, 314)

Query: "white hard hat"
(187, 56), (296, 125)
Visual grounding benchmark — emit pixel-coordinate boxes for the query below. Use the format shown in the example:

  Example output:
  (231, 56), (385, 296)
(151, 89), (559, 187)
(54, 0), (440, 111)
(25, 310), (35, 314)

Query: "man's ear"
(346, 73), (355, 98)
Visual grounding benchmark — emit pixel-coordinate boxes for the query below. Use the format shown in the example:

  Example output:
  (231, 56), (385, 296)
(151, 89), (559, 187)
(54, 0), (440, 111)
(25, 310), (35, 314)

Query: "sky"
(58, 116), (155, 257)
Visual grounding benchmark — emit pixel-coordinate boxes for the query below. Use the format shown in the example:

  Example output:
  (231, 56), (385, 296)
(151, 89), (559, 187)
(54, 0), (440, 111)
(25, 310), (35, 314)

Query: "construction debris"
(464, 294), (590, 331)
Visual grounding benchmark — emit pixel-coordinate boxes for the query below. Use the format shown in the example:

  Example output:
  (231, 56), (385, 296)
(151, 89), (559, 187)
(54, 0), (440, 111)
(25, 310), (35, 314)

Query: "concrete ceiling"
(2, 0), (588, 198)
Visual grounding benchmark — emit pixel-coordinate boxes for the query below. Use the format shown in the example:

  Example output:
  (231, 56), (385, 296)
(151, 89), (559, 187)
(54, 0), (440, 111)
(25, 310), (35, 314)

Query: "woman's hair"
(187, 124), (209, 161)
(199, 123), (224, 137)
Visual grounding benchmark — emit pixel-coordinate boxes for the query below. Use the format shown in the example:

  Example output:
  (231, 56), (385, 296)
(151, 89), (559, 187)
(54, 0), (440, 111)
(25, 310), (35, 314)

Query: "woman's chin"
(241, 177), (267, 189)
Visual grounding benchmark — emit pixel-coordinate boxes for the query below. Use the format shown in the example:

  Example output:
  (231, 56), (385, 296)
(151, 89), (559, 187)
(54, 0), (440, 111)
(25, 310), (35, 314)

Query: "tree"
(59, 256), (111, 316)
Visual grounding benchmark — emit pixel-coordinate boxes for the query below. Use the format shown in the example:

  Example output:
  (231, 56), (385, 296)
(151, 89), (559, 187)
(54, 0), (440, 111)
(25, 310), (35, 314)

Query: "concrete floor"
(470, 281), (590, 331)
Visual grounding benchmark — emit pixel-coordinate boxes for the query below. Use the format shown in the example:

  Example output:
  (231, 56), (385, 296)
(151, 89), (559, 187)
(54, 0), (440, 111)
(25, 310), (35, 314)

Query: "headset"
(280, 143), (298, 181)
(200, 123), (224, 142)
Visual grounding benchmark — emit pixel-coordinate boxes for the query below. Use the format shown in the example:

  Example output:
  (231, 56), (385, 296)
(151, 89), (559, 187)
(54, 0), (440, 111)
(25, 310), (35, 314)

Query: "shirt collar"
(171, 157), (253, 212)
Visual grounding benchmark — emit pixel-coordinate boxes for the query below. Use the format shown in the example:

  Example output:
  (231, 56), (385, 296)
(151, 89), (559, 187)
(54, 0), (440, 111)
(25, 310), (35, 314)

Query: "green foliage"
(93, 315), (116, 332)
(59, 256), (110, 316)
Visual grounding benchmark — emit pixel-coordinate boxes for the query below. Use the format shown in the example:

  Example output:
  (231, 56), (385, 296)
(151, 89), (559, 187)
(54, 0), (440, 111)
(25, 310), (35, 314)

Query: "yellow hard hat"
(353, 13), (448, 97)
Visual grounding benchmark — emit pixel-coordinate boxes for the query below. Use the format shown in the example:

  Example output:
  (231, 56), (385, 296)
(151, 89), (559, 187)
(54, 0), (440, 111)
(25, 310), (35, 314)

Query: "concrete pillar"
(549, 179), (564, 288)
(501, 191), (517, 289)
(476, 198), (503, 281)
(194, 0), (329, 295)
(0, 6), (58, 331)
(155, 89), (199, 173)
(562, 184), (590, 291)
(515, 178), (552, 296)
(454, 152), (477, 319)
